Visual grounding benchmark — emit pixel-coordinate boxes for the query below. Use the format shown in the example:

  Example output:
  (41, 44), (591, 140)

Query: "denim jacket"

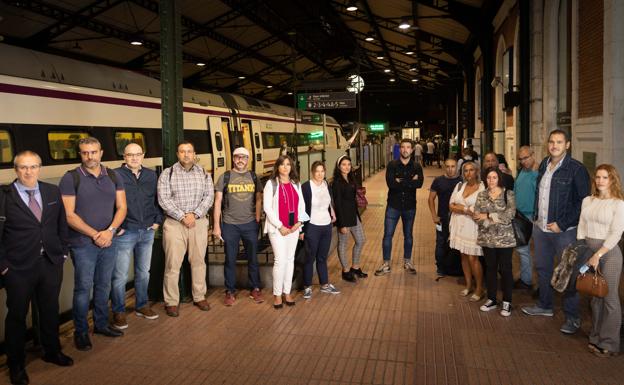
(534, 153), (590, 231)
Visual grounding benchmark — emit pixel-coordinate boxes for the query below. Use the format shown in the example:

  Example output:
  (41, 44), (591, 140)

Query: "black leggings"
(483, 247), (513, 303)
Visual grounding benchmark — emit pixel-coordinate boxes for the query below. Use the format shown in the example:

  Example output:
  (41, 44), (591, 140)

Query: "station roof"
(0, 0), (498, 105)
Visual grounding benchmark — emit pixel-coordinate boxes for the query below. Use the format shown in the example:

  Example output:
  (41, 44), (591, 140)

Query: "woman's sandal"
(460, 288), (471, 297)
(592, 346), (618, 358)
(469, 292), (484, 302)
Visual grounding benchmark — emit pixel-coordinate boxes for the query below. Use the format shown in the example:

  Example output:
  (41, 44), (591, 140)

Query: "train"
(0, 43), (351, 185)
(0, 43), (352, 338)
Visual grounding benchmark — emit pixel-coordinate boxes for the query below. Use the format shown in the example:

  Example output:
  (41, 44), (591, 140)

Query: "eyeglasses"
(16, 165), (41, 171)
(124, 152), (144, 158)
(518, 156), (531, 161)
(79, 150), (100, 156)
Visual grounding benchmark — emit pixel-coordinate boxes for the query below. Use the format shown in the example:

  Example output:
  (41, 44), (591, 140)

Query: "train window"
(309, 131), (324, 146)
(183, 130), (211, 154)
(215, 132), (223, 152)
(254, 133), (261, 148)
(0, 130), (13, 163)
(262, 133), (276, 148)
(296, 133), (308, 146)
(114, 132), (145, 156)
(48, 131), (89, 160)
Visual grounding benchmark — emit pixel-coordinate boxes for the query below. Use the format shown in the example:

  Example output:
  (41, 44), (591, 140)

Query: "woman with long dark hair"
(301, 161), (340, 299)
(263, 155), (308, 308)
(332, 155), (367, 282)
(578, 164), (624, 357)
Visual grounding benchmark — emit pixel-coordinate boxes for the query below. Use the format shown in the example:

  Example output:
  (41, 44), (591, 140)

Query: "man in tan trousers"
(157, 141), (214, 317)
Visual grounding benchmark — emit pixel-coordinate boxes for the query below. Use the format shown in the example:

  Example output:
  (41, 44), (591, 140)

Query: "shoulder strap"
(504, 188), (509, 205)
(70, 168), (80, 192)
(271, 179), (278, 198)
(221, 171), (231, 210)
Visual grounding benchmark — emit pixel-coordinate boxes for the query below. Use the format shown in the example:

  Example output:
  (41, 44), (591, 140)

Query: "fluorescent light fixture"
(398, 19), (411, 30)
(196, 62), (206, 67)
(346, 1), (358, 11)
(383, 69), (391, 73)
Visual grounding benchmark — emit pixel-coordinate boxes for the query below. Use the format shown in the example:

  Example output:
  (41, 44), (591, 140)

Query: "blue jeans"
(303, 223), (332, 286)
(222, 221), (260, 293)
(111, 228), (155, 313)
(515, 244), (533, 285)
(382, 206), (416, 262)
(71, 240), (117, 334)
(533, 225), (579, 320)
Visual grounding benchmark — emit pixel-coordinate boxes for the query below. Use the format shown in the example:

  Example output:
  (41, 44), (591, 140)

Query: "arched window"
(557, 0), (572, 132)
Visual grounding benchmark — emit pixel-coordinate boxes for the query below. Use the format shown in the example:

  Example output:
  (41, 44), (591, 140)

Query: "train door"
(246, 120), (264, 175)
(208, 116), (227, 180)
(220, 117), (232, 170)
(240, 119), (254, 171)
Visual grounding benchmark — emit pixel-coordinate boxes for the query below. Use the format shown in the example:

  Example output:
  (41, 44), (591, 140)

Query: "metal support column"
(480, 30), (494, 152)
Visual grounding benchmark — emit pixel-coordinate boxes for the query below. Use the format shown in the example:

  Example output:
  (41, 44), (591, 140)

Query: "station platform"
(3, 167), (623, 385)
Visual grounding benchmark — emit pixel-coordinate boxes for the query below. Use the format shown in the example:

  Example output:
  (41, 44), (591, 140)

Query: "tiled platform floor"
(3, 167), (624, 385)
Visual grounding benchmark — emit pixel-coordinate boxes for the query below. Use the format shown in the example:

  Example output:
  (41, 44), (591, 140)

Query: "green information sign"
(369, 122), (387, 131)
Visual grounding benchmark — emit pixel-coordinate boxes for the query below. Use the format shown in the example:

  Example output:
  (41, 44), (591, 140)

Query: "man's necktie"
(27, 190), (42, 222)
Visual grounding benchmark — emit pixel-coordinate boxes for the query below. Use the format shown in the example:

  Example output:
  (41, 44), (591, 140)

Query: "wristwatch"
(108, 226), (117, 233)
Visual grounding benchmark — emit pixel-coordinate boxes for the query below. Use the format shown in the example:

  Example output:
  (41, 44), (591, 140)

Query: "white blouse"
(310, 181), (332, 226)
(577, 196), (624, 250)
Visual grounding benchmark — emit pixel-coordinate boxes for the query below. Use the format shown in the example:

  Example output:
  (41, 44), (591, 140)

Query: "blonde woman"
(578, 164), (624, 357)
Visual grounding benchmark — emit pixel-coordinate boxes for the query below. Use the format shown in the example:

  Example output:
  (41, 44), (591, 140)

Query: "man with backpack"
(375, 139), (424, 276)
(158, 141), (214, 317)
(213, 147), (264, 306)
(59, 137), (127, 350)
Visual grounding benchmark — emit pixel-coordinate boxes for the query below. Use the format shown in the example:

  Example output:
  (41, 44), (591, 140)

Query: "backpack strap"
(221, 171), (231, 210)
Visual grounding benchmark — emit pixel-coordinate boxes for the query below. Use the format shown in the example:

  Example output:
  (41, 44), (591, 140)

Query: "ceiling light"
(196, 62), (206, 67)
(288, 92), (293, 95)
(398, 19), (411, 30)
(411, 78), (418, 82)
(383, 69), (391, 73)
(405, 45), (415, 55)
(267, 85), (273, 88)
(409, 67), (417, 71)
(238, 76), (246, 79)
(346, 1), (358, 11)
(365, 33), (374, 42)
(376, 52), (385, 60)
(389, 78), (396, 82)
(130, 40), (143, 46)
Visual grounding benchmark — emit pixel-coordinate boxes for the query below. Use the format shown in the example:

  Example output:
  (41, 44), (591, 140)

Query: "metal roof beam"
(25, 0), (126, 46)
(417, 0), (481, 33)
(219, 0), (336, 76)
(222, 54), (304, 92)
(127, 8), (244, 67)
(128, 0), (293, 75)
(359, 0), (399, 79)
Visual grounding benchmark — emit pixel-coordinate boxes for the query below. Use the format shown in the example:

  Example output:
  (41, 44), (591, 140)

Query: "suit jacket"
(0, 181), (69, 272)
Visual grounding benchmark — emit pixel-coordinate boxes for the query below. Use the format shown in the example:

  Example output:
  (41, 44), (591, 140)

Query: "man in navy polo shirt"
(60, 137), (127, 351)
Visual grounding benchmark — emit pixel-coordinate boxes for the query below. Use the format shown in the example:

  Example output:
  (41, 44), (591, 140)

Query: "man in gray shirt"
(213, 147), (264, 306)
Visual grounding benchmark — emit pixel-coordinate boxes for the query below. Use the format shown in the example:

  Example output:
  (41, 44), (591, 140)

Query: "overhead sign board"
(368, 122), (388, 132)
(297, 92), (356, 110)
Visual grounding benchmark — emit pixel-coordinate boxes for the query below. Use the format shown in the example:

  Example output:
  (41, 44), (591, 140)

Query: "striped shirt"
(157, 162), (214, 221)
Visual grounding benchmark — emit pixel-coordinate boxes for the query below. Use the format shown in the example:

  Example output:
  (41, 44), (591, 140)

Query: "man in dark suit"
(0, 151), (73, 385)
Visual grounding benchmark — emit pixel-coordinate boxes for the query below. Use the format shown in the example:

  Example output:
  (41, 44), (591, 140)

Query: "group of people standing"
(429, 129), (624, 358)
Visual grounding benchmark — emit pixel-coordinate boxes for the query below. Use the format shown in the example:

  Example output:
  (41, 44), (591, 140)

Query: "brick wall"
(578, 0), (604, 118)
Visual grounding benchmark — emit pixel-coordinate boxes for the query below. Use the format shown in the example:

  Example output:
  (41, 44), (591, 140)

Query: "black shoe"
(9, 366), (29, 385)
(43, 351), (74, 367)
(342, 271), (356, 282)
(273, 303), (283, 309)
(350, 267), (368, 278)
(94, 326), (124, 338)
(74, 333), (92, 351)
(285, 301), (296, 306)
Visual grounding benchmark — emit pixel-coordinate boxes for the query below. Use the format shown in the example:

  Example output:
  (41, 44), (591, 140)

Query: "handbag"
(511, 212), (533, 246)
(576, 266), (609, 297)
(356, 187), (368, 208)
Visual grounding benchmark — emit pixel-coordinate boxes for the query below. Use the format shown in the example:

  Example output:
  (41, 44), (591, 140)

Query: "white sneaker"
(500, 301), (511, 317)
(303, 287), (312, 299)
(480, 299), (497, 312)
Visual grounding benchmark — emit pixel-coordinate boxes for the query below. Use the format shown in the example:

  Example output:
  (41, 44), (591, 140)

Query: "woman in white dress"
(449, 161), (485, 301)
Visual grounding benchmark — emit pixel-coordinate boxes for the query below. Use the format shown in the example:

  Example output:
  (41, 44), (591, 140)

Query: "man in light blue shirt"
(513, 146), (538, 289)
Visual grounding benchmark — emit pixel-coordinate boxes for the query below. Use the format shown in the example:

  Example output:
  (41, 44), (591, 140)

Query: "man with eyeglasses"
(0, 151), (73, 385)
(59, 137), (127, 351)
(158, 141), (214, 317)
(213, 147), (264, 306)
(513, 146), (538, 291)
(110, 143), (162, 330)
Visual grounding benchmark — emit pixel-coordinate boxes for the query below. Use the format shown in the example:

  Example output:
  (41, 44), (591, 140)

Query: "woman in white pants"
(264, 155), (308, 309)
